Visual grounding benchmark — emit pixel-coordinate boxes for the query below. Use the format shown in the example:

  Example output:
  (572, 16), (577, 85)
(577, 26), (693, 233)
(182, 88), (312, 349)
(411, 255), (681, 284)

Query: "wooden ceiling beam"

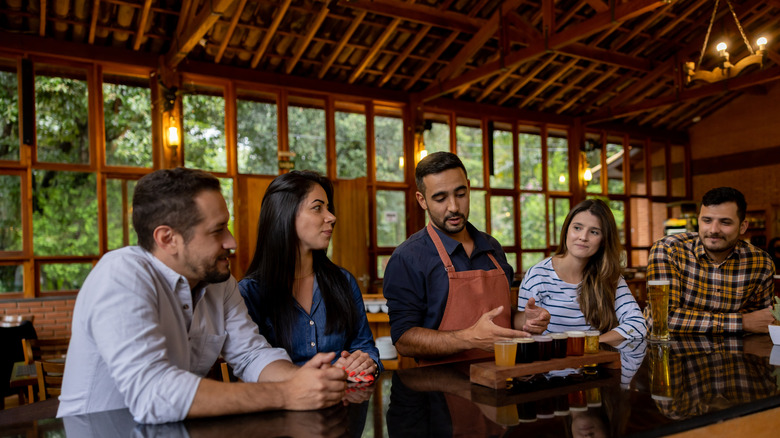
(583, 65), (780, 124)
(505, 11), (542, 42)
(414, 0), (669, 102)
(339, 0), (483, 34)
(566, 67), (623, 114)
(379, 24), (431, 86)
(404, 31), (459, 91)
(542, 0), (555, 36)
(433, 0), (522, 83)
(39, 0), (46, 36)
(541, 63), (598, 110)
(251, 0), (292, 69)
(583, 0), (609, 13)
(319, 10), (367, 79)
(497, 55), (555, 105)
(520, 57), (578, 108)
(165, 0), (237, 68)
(560, 43), (653, 71)
(555, 1), (586, 33)
(348, 11), (403, 84)
(286, 3), (329, 74)
(175, 0), (194, 39)
(477, 63), (521, 102)
(215, 0), (248, 63)
(88, 0), (100, 44)
(132, 0), (153, 50)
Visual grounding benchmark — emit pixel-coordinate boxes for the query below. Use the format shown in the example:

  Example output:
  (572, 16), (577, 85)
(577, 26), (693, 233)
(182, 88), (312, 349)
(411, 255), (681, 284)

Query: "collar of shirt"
(693, 234), (745, 264)
(430, 221), (493, 258)
(293, 276), (323, 316)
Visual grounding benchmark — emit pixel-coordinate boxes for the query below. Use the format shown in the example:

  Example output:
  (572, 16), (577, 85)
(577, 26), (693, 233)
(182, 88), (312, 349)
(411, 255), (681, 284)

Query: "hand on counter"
(334, 350), (377, 383)
(742, 307), (774, 333)
(283, 352), (347, 410)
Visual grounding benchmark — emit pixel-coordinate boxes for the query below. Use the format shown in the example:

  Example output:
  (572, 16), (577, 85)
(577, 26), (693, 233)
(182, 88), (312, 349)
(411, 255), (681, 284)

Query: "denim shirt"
(239, 269), (382, 370)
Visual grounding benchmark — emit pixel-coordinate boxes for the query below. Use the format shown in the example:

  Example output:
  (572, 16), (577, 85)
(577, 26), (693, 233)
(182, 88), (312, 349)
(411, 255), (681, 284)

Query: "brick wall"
(0, 297), (75, 339)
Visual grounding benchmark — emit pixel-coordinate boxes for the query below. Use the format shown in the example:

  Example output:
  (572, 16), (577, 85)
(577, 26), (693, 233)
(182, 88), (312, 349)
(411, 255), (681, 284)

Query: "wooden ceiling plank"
(554, 1), (586, 33)
(541, 63), (598, 109)
(319, 10), (367, 79)
(165, 0), (238, 68)
(132, 0), (153, 50)
(379, 24), (431, 86)
(560, 43), (652, 71)
(652, 0), (707, 41)
(583, 65), (780, 124)
(595, 58), (674, 110)
(88, 0), (100, 44)
(520, 57), (578, 107)
(415, 0), (669, 102)
(404, 31), (459, 91)
(505, 11), (542, 41)
(215, 0), (248, 62)
(251, 0), (292, 69)
(497, 55), (555, 105)
(348, 17), (402, 84)
(542, 0), (555, 36)
(434, 0), (522, 83)
(646, 101), (688, 126)
(561, 66), (621, 114)
(39, 0), (46, 36)
(609, 4), (667, 51)
(286, 4), (329, 74)
(477, 63), (521, 102)
(340, 0), (483, 34)
(176, 0), (194, 39)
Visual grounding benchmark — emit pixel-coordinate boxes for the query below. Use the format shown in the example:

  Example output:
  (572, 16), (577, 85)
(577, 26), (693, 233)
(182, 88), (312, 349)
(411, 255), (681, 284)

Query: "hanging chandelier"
(684, 0), (768, 85)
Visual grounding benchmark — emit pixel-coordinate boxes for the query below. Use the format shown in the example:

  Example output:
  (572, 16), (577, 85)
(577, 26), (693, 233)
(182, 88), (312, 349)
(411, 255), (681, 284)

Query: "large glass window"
(374, 109), (404, 182)
(376, 190), (406, 247)
(40, 262), (92, 293)
(584, 132), (602, 194)
(548, 197), (570, 247)
(335, 102), (367, 179)
(490, 196), (514, 247)
(237, 90), (278, 175)
(519, 128), (542, 190)
(36, 65), (90, 164)
(456, 118), (483, 187)
(423, 114), (449, 154)
(606, 136), (625, 194)
(106, 178), (137, 250)
(0, 264), (23, 294)
(32, 170), (98, 256)
(490, 123), (514, 189)
(469, 190), (486, 231)
(0, 59), (19, 161)
(521, 193), (546, 249)
(547, 130), (569, 192)
(103, 75), (152, 167)
(183, 86), (226, 172)
(0, 174), (22, 252)
(288, 96), (326, 174)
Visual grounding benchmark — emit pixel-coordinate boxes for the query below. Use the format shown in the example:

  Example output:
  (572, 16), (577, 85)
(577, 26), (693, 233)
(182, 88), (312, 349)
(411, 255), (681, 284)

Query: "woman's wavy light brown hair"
(554, 199), (623, 332)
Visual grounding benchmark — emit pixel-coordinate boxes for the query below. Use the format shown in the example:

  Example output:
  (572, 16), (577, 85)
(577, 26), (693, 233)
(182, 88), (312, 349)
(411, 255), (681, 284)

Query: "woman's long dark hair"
(243, 170), (358, 352)
(554, 199), (623, 332)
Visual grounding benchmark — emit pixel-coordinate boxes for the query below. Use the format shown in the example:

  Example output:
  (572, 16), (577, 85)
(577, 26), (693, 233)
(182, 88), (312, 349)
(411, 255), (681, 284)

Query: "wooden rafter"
(165, 0), (237, 68)
(340, 0), (482, 34)
(286, 3), (329, 74)
(176, 0), (194, 39)
(132, 0), (153, 50)
(215, 0), (248, 63)
(415, 0), (670, 102)
(404, 31), (459, 91)
(319, 10), (367, 79)
(497, 55), (555, 105)
(520, 58), (578, 108)
(433, 0), (522, 84)
(561, 44), (652, 71)
(379, 24), (431, 86)
(477, 63), (521, 102)
(251, 0), (292, 69)
(505, 11), (542, 42)
(541, 63), (598, 110)
(583, 0), (609, 13)
(88, 0), (100, 44)
(39, 0), (46, 36)
(348, 10), (404, 84)
(561, 66), (620, 114)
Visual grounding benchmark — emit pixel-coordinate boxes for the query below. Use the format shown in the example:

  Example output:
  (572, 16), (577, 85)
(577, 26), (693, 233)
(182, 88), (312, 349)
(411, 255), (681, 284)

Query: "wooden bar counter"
(2, 335), (780, 437)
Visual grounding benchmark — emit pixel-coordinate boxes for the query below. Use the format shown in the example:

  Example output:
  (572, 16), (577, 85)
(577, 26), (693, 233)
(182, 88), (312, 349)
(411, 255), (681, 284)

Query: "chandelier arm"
(698, 0), (720, 69)
(725, 0), (754, 55)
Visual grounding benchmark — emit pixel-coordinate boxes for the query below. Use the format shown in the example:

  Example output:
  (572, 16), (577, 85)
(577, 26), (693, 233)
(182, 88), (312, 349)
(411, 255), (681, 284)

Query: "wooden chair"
(220, 361), (242, 383)
(22, 338), (69, 402)
(35, 359), (66, 401)
(1, 314), (34, 328)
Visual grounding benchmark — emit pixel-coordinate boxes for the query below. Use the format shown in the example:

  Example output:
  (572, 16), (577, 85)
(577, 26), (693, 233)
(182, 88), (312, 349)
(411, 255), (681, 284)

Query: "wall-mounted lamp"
(167, 122), (180, 147)
(558, 174), (566, 184)
(583, 168), (593, 182)
(419, 149), (428, 161)
(398, 156), (404, 169)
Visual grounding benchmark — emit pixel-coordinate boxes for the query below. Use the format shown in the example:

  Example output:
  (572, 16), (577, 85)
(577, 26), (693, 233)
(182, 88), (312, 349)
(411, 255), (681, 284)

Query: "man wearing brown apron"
(383, 152), (550, 365)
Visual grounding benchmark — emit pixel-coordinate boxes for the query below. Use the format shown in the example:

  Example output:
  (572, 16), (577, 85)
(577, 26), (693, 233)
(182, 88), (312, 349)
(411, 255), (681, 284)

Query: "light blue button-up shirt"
(57, 247), (290, 424)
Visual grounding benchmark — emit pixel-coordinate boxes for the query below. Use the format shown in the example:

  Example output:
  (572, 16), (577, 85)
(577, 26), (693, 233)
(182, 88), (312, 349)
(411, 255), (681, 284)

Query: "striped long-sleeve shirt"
(517, 257), (646, 339)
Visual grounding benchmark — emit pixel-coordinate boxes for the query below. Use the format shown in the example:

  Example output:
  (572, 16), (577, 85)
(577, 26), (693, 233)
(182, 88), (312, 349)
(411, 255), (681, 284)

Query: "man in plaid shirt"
(647, 187), (775, 334)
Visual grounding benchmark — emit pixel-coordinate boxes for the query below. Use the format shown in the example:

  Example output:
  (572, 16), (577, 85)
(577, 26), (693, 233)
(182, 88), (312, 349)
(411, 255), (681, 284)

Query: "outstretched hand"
(522, 297), (551, 334)
(467, 306), (531, 351)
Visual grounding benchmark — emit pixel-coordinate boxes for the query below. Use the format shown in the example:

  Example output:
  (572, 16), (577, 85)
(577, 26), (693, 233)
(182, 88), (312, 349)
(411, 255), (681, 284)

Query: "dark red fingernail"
(359, 371), (366, 376)
(349, 371), (356, 377)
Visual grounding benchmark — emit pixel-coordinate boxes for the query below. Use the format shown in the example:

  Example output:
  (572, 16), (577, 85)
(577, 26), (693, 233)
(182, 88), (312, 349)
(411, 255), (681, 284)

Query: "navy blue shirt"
(239, 269), (381, 369)
(382, 222), (514, 343)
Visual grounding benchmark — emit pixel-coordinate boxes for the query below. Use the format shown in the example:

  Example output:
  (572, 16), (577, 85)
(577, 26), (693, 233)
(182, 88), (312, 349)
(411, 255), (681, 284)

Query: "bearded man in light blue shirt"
(57, 168), (346, 424)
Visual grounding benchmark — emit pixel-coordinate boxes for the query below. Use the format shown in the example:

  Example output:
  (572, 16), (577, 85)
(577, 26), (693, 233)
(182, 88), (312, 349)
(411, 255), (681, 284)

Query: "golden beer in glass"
(647, 280), (670, 341)
(494, 340), (517, 367)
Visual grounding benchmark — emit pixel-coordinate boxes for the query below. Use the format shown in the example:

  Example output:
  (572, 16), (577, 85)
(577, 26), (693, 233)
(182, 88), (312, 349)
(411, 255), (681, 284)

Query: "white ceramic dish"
(769, 324), (780, 345)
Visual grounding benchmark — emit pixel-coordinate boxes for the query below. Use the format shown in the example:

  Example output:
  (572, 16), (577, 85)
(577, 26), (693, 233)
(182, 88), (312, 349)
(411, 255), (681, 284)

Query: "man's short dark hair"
(415, 152), (468, 195)
(132, 168), (221, 251)
(701, 187), (747, 222)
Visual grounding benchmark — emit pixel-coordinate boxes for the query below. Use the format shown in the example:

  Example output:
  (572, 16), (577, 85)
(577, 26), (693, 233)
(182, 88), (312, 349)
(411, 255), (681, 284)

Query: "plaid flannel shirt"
(647, 232), (775, 334)
(652, 336), (779, 420)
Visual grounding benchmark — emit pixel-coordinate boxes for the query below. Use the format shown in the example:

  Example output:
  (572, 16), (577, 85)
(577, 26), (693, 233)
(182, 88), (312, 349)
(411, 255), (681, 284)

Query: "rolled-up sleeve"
(383, 251), (429, 344)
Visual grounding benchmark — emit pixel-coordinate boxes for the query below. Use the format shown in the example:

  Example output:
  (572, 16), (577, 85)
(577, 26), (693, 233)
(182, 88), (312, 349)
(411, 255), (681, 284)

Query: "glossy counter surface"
(2, 335), (779, 437)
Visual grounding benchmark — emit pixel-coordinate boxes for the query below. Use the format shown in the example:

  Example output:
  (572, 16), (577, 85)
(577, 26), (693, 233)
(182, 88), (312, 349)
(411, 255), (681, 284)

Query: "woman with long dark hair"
(239, 171), (381, 382)
(517, 199), (646, 342)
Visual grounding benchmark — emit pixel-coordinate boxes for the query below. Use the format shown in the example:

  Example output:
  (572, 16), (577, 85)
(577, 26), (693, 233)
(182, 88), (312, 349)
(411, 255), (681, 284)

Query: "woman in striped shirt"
(517, 199), (646, 342)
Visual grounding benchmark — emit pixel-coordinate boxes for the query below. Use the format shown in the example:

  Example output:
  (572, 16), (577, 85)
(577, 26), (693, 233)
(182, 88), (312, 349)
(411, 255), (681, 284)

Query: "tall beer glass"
(647, 280), (670, 341)
(649, 342), (673, 401)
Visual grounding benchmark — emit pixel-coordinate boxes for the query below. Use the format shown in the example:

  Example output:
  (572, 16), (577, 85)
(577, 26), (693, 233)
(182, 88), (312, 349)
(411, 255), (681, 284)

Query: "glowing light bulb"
(419, 149), (428, 161)
(559, 174), (566, 184)
(167, 125), (179, 146)
(398, 156), (404, 169)
(583, 168), (593, 182)
(716, 42), (727, 52)
(757, 37), (767, 49)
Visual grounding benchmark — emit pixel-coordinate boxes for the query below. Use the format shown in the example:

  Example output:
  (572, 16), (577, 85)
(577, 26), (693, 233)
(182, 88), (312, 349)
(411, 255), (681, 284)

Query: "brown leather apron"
(419, 223), (512, 366)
